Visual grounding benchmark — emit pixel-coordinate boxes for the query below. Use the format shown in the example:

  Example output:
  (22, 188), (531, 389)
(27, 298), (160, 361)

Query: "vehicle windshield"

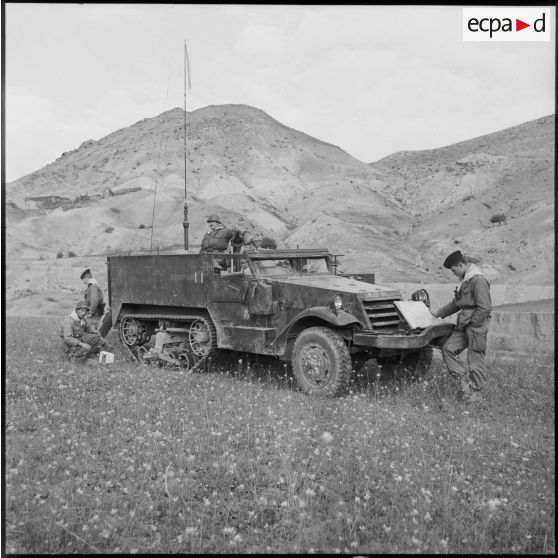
(251, 257), (330, 278)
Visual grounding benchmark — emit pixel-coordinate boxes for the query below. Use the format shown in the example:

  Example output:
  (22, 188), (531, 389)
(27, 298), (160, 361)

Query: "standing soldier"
(80, 268), (106, 331)
(199, 214), (237, 271)
(430, 250), (492, 403)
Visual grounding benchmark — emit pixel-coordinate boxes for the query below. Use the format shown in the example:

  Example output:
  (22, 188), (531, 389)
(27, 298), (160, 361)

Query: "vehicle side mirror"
(247, 282), (277, 315)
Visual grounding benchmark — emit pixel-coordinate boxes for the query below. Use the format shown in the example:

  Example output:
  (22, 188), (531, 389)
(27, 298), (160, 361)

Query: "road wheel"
(292, 327), (351, 397)
(188, 317), (217, 359)
(401, 346), (433, 380)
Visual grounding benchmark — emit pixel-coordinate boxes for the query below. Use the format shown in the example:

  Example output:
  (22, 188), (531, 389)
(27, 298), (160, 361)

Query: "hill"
(5, 107), (554, 285)
(369, 115), (554, 283)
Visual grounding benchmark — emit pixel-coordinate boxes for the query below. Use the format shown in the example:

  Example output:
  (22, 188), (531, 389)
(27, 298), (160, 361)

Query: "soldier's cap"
(206, 214), (221, 223)
(443, 250), (466, 269)
(80, 268), (92, 280)
(75, 301), (89, 311)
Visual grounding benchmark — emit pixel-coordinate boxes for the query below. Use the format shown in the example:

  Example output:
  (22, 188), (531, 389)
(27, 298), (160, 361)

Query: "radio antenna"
(183, 40), (192, 251)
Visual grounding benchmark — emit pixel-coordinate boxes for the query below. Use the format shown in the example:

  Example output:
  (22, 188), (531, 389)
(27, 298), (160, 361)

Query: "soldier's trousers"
(441, 321), (490, 391)
(62, 332), (102, 356)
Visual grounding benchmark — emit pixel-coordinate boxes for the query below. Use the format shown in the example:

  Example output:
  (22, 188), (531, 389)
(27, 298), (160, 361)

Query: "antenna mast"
(183, 40), (191, 251)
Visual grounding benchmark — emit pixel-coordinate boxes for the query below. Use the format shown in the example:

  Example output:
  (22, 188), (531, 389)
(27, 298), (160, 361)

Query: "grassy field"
(4, 317), (555, 554)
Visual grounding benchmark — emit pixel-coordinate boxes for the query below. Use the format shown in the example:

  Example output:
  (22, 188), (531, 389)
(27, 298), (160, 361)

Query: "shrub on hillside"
(68, 251), (77, 258)
(259, 236), (277, 249)
(56, 251), (64, 259)
(138, 224), (146, 229)
(489, 213), (507, 225)
(105, 227), (114, 234)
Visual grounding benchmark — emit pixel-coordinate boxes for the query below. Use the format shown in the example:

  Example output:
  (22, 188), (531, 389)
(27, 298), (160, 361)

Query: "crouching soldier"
(61, 301), (108, 360)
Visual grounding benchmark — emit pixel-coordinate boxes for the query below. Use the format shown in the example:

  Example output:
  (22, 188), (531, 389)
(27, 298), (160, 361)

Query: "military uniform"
(84, 281), (105, 330)
(199, 214), (236, 271)
(437, 264), (492, 394)
(199, 226), (235, 253)
(61, 307), (103, 358)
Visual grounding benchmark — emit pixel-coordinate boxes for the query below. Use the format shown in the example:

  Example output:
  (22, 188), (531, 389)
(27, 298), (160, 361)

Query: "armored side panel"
(108, 254), (213, 317)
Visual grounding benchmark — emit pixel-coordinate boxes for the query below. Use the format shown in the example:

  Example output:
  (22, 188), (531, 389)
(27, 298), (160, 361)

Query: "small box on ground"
(99, 351), (115, 364)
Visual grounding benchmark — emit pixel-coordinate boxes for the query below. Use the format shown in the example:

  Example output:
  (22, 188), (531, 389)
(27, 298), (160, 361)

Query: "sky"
(3, 3), (556, 182)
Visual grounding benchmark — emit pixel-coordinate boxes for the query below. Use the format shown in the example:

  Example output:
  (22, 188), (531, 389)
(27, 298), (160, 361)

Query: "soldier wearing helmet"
(200, 214), (237, 270)
(60, 301), (111, 360)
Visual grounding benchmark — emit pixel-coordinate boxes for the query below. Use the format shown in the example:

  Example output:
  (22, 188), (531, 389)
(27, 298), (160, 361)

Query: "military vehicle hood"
(267, 275), (401, 298)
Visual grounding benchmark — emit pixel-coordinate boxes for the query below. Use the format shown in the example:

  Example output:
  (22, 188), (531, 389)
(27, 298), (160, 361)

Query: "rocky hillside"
(5, 106), (554, 284)
(370, 115), (554, 284)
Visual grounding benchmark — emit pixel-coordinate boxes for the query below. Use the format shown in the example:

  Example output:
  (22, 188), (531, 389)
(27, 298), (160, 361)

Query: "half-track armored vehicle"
(106, 248), (453, 396)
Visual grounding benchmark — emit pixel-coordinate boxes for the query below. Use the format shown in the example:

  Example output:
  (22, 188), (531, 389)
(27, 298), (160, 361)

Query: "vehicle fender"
(111, 301), (123, 326)
(272, 307), (364, 353)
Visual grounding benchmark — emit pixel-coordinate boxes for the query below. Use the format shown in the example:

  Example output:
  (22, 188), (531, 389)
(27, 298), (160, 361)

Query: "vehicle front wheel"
(292, 327), (351, 397)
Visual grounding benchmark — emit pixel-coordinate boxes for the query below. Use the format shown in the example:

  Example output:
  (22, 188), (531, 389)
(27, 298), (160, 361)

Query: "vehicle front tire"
(292, 326), (351, 397)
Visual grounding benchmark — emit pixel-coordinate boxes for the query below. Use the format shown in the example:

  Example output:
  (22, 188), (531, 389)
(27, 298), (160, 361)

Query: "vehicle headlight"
(411, 288), (430, 307)
(332, 294), (344, 311)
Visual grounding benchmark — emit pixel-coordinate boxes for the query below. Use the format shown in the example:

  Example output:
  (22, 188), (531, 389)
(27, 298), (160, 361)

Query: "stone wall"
(487, 311), (554, 353)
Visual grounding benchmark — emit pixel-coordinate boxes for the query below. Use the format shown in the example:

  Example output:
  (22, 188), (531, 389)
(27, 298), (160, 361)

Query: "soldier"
(199, 214), (236, 271)
(430, 250), (492, 403)
(61, 301), (108, 360)
(80, 268), (105, 330)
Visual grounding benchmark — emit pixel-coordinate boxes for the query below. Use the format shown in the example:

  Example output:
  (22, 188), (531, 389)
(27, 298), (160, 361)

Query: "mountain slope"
(369, 115), (554, 283)
(5, 107), (554, 284)
(6, 104), (422, 279)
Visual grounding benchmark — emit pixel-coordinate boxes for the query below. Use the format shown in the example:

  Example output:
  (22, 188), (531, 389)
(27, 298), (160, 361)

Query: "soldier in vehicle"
(80, 268), (106, 331)
(430, 250), (492, 404)
(200, 214), (237, 271)
(61, 301), (107, 360)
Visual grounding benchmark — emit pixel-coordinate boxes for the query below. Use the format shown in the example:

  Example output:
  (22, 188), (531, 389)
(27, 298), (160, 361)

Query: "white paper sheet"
(394, 300), (440, 329)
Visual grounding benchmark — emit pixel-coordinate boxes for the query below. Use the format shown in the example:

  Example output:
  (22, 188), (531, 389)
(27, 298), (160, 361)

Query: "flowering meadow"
(4, 316), (555, 554)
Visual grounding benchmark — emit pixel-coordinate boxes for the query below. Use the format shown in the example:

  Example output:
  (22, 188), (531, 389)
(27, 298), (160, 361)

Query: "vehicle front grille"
(361, 299), (402, 331)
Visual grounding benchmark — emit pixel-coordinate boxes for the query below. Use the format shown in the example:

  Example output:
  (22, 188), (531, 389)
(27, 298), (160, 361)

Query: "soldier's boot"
(458, 379), (473, 401)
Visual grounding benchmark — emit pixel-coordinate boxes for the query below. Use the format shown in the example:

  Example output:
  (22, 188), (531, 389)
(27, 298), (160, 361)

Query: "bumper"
(353, 323), (454, 350)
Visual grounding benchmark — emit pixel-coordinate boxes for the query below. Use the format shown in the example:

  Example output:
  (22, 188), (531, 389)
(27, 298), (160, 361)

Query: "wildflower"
(321, 432), (333, 443)
(486, 498), (506, 512)
(232, 534), (242, 544)
(223, 526), (236, 535)
(184, 527), (197, 536)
